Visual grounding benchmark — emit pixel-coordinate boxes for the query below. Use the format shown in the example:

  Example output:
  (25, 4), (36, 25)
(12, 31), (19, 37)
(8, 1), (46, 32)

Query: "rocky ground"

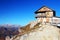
(10, 22), (60, 40)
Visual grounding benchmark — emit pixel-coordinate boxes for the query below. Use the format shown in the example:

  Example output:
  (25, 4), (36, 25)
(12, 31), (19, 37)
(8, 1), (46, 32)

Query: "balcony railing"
(35, 13), (46, 18)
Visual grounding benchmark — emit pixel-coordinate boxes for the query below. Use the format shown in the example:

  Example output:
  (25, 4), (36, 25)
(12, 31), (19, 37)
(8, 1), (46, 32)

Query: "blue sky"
(0, 0), (60, 26)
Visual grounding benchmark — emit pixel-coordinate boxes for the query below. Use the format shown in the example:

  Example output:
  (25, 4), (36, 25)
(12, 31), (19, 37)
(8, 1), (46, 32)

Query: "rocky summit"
(10, 21), (60, 40)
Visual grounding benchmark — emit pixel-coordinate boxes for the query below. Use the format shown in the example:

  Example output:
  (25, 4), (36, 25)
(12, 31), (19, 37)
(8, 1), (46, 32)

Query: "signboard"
(46, 12), (53, 17)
